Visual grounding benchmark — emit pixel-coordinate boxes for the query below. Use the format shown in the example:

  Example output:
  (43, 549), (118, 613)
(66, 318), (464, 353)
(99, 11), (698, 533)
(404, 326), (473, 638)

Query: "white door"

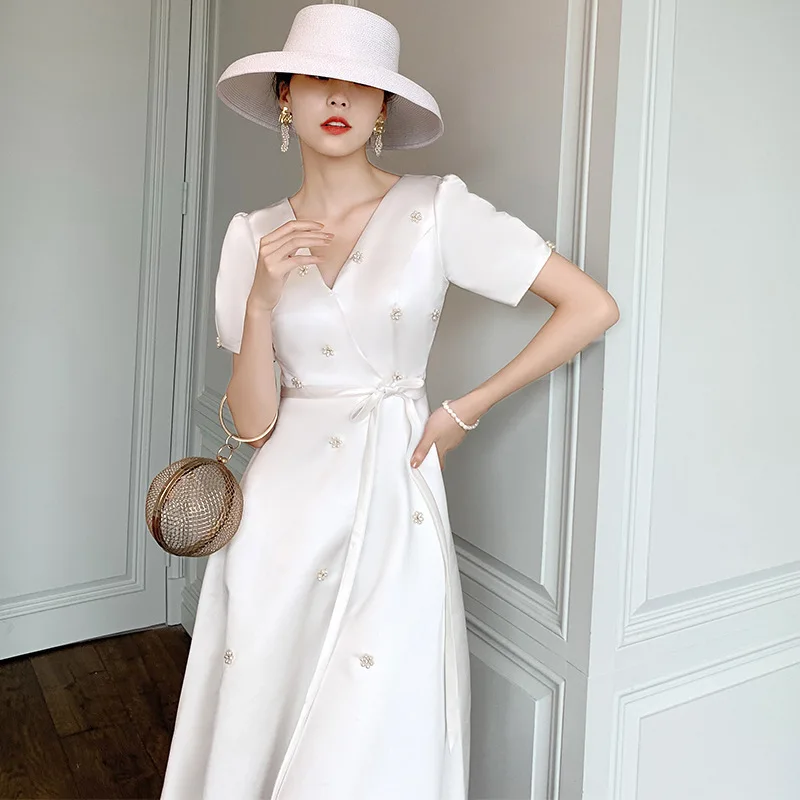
(0, 0), (191, 659)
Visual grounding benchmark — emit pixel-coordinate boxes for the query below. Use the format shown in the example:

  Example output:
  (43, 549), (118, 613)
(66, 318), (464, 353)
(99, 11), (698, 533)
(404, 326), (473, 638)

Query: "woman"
(161, 4), (618, 799)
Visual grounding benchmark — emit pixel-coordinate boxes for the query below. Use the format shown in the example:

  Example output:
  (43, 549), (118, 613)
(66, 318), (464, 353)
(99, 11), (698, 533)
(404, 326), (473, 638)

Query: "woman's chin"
(304, 132), (368, 158)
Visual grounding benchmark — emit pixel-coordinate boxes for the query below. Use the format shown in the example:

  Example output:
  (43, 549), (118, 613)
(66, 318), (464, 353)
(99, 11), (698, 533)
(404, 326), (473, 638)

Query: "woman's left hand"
(411, 399), (476, 470)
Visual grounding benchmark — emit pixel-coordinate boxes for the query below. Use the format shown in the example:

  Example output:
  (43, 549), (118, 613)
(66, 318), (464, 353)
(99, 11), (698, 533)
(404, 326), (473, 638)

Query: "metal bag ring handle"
(218, 394), (279, 444)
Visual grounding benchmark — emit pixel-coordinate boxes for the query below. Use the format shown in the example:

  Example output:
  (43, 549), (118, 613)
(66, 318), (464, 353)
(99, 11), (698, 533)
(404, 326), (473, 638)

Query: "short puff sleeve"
(434, 174), (553, 307)
(214, 212), (258, 353)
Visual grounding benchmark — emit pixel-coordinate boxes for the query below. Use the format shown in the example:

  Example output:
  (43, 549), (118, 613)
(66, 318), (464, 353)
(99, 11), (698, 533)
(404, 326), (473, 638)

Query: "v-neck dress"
(160, 173), (554, 800)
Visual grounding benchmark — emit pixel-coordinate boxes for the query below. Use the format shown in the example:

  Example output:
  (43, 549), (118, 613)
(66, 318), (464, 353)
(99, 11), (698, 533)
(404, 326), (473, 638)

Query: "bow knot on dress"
(349, 376), (425, 422)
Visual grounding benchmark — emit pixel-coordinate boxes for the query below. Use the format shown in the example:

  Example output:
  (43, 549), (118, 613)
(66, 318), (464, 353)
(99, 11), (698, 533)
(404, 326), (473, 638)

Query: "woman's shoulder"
(402, 172), (472, 205)
(400, 172), (461, 191)
(227, 196), (293, 240)
(393, 173), (471, 212)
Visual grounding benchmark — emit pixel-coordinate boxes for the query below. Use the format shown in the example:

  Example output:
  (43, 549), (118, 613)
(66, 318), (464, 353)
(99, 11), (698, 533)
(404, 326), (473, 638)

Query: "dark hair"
(272, 72), (396, 107)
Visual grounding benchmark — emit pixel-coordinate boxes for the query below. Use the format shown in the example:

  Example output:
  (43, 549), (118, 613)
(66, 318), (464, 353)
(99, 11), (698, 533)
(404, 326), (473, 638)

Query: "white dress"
(160, 173), (552, 800)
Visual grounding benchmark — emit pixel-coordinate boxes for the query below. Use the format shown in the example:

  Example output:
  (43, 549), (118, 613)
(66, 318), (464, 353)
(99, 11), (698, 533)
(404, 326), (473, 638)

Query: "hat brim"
(216, 52), (443, 150)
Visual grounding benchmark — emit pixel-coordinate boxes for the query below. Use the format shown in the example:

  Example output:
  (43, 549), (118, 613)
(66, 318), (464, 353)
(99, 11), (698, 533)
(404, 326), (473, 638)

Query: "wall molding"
(624, 563), (800, 645)
(457, 537), (561, 635)
(467, 614), (565, 800)
(610, 635), (800, 798)
(541, 0), (604, 642)
(612, 0), (670, 647)
(171, 0), (222, 606)
(0, 575), (144, 621)
(167, 0), (213, 585)
(128, 0), (179, 598)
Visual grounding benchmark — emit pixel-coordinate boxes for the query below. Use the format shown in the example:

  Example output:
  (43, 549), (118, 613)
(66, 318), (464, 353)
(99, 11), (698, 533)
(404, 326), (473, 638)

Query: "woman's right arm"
(226, 300), (278, 449)
(225, 220), (333, 448)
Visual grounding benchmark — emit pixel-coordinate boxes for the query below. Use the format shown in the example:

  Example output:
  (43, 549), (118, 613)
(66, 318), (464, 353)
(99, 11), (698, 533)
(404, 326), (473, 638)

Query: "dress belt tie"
(279, 376), (461, 753)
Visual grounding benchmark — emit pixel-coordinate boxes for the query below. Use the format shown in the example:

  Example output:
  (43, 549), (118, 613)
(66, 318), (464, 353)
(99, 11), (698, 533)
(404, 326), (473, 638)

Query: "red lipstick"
(321, 116), (351, 135)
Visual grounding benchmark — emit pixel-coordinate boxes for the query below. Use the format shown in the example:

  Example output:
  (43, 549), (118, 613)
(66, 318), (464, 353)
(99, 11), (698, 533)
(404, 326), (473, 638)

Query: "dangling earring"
(279, 106), (293, 153)
(372, 117), (385, 158)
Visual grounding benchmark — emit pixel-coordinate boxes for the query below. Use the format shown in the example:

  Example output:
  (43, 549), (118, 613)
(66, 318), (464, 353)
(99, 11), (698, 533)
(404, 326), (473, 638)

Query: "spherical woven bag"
(144, 395), (277, 557)
(145, 455), (244, 557)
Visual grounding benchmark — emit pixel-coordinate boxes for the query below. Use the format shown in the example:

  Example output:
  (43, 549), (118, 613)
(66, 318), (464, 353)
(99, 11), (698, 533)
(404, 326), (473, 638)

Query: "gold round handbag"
(144, 396), (277, 557)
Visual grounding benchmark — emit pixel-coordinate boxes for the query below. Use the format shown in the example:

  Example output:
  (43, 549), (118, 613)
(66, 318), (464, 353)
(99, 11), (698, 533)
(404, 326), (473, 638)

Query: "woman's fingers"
(259, 219), (325, 245)
(411, 433), (436, 469)
(248, 220), (337, 310)
(411, 408), (467, 469)
(267, 230), (333, 254)
(271, 236), (334, 262)
(284, 254), (323, 266)
(261, 222), (332, 253)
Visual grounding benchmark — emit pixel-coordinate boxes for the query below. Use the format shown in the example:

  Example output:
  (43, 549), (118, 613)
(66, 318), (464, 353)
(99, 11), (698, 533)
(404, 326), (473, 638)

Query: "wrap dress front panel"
(160, 173), (553, 800)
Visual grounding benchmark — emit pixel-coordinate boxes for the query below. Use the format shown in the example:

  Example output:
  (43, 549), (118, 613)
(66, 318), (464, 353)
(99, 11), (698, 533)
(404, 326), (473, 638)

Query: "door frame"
(166, 0), (214, 625)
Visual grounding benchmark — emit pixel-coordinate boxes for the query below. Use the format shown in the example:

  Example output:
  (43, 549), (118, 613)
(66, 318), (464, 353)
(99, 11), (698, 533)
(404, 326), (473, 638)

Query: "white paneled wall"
(586, 0), (800, 797)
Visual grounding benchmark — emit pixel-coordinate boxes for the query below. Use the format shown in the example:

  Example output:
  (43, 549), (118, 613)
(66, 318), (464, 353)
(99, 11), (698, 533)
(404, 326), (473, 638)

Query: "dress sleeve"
(214, 212), (258, 354)
(433, 174), (554, 307)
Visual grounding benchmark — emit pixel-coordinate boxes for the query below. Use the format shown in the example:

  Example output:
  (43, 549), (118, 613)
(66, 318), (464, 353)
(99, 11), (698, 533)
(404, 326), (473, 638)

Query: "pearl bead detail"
(442, 399), (480, 431)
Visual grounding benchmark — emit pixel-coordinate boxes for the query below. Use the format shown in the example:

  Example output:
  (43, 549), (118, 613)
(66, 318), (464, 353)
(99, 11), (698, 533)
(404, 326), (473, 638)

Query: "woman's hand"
(247, 220), (334, 311)
(411, 398), (479, 470)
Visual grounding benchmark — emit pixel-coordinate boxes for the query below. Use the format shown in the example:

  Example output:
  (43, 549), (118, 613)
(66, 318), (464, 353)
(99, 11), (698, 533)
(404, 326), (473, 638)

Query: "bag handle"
(216, 394), (279, 462)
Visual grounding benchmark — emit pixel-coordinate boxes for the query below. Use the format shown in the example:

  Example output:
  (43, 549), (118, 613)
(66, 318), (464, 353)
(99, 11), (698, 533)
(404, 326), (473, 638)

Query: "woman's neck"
(290, 147), (399, 218)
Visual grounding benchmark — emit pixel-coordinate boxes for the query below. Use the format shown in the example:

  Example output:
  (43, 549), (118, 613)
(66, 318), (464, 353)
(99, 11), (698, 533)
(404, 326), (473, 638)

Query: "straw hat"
(215, 3), (443, 150)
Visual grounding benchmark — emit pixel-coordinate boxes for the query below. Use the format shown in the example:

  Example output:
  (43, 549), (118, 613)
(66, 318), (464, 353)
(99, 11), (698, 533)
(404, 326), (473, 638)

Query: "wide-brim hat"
(215, 4), (443, 150)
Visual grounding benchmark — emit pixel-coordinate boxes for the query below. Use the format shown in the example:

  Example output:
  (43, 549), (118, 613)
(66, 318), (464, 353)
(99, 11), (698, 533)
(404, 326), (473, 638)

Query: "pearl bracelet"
(442, 400), (480, 431)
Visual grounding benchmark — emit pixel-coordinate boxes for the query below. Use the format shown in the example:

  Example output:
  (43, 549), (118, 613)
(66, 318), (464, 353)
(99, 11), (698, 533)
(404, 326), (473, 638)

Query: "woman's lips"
(321, 117), (351, 135)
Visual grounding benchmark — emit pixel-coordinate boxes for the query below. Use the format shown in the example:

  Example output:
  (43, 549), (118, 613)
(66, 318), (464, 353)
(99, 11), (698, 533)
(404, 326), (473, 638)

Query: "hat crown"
(283, 4), (400, 72)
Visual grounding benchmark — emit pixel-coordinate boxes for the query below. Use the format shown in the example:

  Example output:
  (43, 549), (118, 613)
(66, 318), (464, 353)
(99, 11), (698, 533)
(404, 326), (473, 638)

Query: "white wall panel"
(614, 638), (800, 799)
(645, 0), (800, 600)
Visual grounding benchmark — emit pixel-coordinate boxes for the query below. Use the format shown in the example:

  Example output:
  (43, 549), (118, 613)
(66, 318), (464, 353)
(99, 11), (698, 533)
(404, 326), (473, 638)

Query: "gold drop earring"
(279, 106), (293, 153)
(372, 117), (385, 158)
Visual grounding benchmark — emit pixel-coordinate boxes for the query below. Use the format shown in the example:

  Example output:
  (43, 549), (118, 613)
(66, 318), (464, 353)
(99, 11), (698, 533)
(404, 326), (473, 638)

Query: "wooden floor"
(0, 625), (191, 800)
